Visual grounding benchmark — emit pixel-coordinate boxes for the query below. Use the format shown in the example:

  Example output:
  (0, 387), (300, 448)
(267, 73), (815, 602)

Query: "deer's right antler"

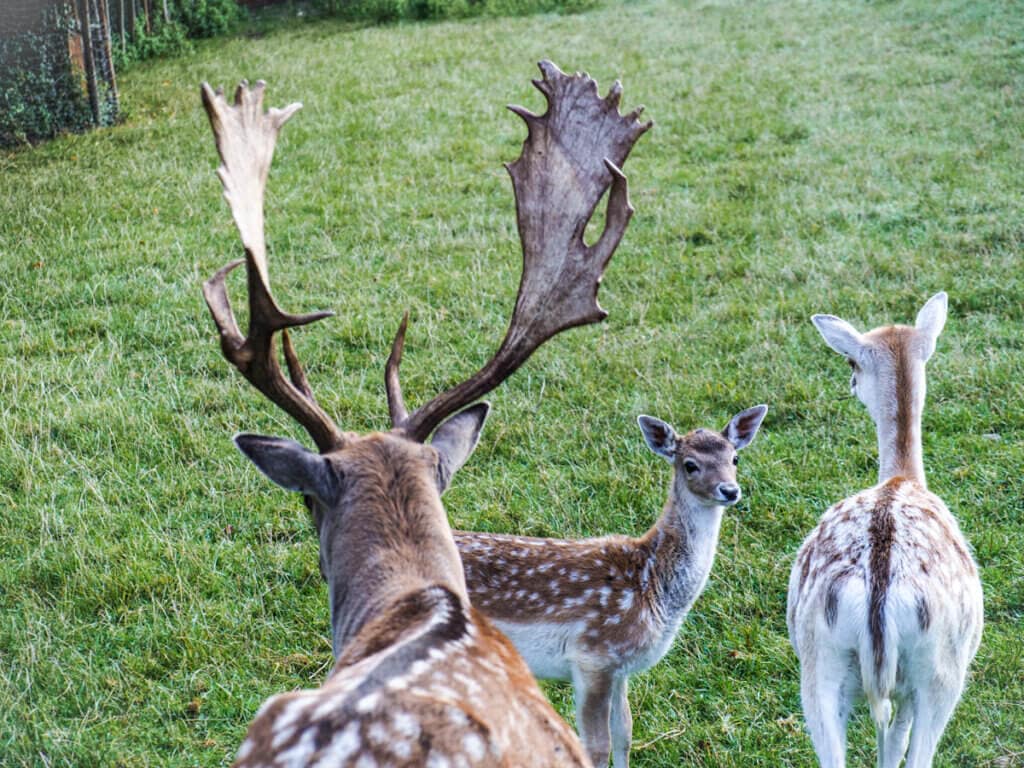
(389, 61), (652, 442)
(201, 81), (346, 454)
(203, 64), (650, 452)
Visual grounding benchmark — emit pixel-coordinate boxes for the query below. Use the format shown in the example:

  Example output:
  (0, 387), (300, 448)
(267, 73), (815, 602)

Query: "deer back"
(235, 587), (589, 767)
(200, 62), (649, 765)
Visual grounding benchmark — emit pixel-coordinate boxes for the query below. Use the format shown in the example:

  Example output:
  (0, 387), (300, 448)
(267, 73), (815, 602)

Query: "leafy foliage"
(315, 0), (599, 22)
(112, 0), (244, 67)
(176, 0), (246, 38)
(0, 13), (92, 147)
(112, 15), (192, 66)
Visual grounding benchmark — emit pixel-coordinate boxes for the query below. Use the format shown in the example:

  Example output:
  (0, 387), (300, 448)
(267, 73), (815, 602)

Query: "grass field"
(1, 0), (1022, 765)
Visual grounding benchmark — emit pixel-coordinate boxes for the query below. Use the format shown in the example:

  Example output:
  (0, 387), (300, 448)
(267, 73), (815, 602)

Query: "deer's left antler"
(389, 61), (653, 441)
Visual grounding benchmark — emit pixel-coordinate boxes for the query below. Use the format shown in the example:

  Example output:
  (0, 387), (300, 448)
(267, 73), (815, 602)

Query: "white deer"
(200, 62), (650, 767)
(787, 292), (983, 768)
(455, 405), (768, 767)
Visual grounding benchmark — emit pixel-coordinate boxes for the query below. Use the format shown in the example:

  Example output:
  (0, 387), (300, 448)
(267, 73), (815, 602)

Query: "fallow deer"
(200, 62), (651, 767)
(454, 405), (769, 767)
(787, 293), (983, 768)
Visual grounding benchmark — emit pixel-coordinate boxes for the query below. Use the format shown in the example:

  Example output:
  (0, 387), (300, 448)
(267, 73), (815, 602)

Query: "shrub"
(314, 0), (599, 22)
(176, 0), (245, 38)
(0, 18), (92, 147)
(112, 0), (243, 67)
(114, 17), (192, 67)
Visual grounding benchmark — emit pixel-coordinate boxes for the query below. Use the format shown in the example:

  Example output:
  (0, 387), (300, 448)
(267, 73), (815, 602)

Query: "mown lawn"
(1, 0), (1021, 765)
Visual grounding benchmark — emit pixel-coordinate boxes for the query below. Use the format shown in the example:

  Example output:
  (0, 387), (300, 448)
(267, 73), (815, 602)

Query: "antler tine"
(397, 61), (652, 442)
(201, 81), (346, 454)
(385, 311), (410, 427)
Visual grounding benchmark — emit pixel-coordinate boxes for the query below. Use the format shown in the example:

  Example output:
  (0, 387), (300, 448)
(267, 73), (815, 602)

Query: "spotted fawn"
(456, 405), (768, 767)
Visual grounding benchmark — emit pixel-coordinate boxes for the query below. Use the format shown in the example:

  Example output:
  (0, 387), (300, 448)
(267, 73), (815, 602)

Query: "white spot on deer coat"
(447, 707), (469, 727)
(236, 738), (255, 760)
(392, 711), (420, 739)
(317, 720), (360, 764)
(386, 676), (408, 692)
(271, 725), (296, 749)
(367, 721), (388, 744)
(464, 733), (486, 760)
(355, 691), (380, 713)
(275, 700), (306, 733)
(391, 739), (413, 759)
(275, 729), (316, 765)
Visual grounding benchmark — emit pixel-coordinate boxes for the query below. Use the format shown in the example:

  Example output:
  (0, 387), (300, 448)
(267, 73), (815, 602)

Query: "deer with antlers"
(787, 293), (983, 768)
(454, 405), (768, 767)
(201, 62), (650, 767)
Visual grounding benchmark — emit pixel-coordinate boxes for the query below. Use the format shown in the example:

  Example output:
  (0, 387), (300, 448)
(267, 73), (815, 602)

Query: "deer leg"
(879, 702), (913, 768)
(573, 665), (614, 768)
(609, 674), (632, 768)
(800, 649), (854, 768)
(904, 679), (962, 768)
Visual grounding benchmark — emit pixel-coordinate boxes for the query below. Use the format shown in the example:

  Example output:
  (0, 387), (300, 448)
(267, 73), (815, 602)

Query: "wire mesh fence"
(0, 0), (248, 146)
(1, 0), (118, 146)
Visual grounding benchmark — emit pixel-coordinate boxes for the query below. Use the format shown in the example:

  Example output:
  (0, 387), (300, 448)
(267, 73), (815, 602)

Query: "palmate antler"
(203, 63), (650, 450)
(200, 81), (345, 453)
(389, 60), (652, 442)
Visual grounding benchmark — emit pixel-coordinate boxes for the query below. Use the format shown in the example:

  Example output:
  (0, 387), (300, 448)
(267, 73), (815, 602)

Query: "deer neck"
(322, 478), (468, 657)
(642, 475), (725, 621)
(872, 348), (927, 487)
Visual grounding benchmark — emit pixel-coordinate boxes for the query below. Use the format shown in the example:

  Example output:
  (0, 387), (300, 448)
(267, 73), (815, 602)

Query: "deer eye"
(732, 455), (739, 466)
(683, 459), (699, 474)
(846, 357), (858, 371)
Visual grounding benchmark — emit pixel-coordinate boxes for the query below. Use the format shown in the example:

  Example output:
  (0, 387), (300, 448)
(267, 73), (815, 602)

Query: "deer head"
(638, 405), (768, 507)
(811, 292), (947, 484)
(201, 63), (651, 657)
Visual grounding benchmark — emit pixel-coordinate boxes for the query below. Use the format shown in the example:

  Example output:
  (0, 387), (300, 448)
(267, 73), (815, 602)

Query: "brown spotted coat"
(455, 406), (767, 768)
(235, 586), (589, 767)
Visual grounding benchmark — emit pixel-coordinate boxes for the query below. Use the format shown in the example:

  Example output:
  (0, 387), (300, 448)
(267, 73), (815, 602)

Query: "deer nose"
(717, 483), (740, 504)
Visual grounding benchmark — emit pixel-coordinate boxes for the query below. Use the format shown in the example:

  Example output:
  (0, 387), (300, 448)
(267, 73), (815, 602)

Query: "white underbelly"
(620, 618), (682, 674)
(492, 619), (579, 681)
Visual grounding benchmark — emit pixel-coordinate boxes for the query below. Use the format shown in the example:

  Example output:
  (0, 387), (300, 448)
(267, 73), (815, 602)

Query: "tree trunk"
(75, 0), (100, 125)
(93, 0), (119, 123)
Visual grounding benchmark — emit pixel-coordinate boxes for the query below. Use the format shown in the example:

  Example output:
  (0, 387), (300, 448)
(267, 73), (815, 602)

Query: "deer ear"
(638, 415), (677, 463)
(430, 403), (490, 493)
(811, 314), (868, 363)
(914, 291), (947, 362)
(233, 434), (339, 503)
(723, 405), (768, 450)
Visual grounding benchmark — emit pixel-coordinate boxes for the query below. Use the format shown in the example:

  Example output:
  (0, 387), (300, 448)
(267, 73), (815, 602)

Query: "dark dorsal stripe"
(868, 480), (900, 676)
(891, 329), (916, 475)
(339, 586), (469, 704)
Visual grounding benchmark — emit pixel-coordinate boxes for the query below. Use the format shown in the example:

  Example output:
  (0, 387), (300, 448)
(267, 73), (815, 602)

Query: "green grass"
(1, 0), (1022, 765)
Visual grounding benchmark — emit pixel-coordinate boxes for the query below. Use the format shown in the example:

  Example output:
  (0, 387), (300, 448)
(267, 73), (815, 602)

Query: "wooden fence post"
(75, 0), (101, 124)
(93, 0), (119, 121)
